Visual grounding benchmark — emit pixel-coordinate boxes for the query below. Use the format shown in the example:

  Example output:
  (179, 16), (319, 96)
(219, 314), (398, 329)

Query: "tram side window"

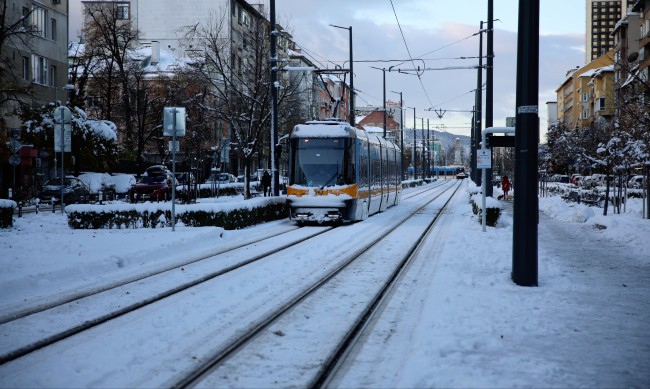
(359, 146), (368, 187)
(347, 140), (356, 184)
(371, 144), (381, 188)
(390, 148), (395, 186)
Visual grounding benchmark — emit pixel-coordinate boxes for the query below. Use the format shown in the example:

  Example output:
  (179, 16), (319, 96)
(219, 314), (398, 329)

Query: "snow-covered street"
(1, 180), (649, 388)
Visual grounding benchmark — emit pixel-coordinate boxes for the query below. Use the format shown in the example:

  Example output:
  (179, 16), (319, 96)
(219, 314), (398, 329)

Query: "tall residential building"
(586, 0), (629, 62)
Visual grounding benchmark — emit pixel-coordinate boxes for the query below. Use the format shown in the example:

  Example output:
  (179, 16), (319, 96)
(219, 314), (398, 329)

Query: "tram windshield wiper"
(319, 168), (339, 190)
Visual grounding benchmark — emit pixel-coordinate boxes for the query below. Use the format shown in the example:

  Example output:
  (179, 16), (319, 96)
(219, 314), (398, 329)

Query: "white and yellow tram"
(286, 120), (401, 223)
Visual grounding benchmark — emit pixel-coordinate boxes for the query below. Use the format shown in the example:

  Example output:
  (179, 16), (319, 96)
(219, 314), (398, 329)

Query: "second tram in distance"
(286, 119), (402, 224)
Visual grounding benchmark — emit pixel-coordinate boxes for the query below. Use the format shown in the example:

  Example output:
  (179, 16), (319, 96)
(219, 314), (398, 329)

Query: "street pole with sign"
(53, 106), (72, 213)
(8, 129), (22, 197)
(164, 107), (186, 232)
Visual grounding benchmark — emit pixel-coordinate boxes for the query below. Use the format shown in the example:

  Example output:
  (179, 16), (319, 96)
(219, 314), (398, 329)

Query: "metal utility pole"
(512, 0), (539, 287)
(473, 20), (484, 185)
(391, 91), (405, 181)
(348, 27), (354, 127)
(427, 119), (431, 178)
(412, 107), (417, 179)
(421, 118), (425, 179)
(486, 0), (495, 196)
(383, 69), (386, 138)
(270, 0), (279, 196)
(331, 24), (354, 127)
(370, 66), (387, 138)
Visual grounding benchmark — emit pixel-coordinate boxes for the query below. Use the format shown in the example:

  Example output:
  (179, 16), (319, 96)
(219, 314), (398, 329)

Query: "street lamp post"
(330, 24), (354, 127)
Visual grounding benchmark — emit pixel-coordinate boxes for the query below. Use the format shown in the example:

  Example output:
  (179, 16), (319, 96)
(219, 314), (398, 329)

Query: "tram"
(286, 120), (402, 224)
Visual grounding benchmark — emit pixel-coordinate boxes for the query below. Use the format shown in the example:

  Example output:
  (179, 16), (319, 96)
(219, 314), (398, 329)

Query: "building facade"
(587, 0), (629, 62)
(556, 52), (615, 128)
(1, 0), (70, 198)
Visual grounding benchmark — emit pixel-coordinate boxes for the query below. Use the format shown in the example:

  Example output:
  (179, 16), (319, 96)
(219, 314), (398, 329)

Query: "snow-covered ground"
(0, 181), (648, 387)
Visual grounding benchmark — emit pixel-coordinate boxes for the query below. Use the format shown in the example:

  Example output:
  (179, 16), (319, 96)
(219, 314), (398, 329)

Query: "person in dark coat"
(262, 170), (271, 196)
(501, 175), (511, 200)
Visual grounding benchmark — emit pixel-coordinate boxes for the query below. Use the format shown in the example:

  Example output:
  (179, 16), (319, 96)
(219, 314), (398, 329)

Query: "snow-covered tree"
(20, 104), (118, 173)
(179, 9), (308, 198)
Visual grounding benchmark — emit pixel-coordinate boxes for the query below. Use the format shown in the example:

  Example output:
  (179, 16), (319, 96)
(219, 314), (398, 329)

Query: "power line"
(388, 0), (435, 108)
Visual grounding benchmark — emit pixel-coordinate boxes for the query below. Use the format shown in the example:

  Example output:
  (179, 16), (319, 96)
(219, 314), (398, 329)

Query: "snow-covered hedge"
(469, 193), (502, 227)
(65, 197), (288, 229)
(0, 199), (17, 228)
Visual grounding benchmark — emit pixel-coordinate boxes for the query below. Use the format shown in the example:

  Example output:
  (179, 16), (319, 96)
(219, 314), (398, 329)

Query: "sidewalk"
(495, 196), (650, 387)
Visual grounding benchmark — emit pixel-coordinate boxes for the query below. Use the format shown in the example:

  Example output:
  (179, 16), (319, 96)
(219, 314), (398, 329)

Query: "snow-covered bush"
(65, 197), (287, 229)
(0, 199), (17, 228)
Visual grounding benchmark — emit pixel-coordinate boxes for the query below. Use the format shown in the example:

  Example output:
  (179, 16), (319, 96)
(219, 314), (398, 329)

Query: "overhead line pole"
(472, 20), (484, 184)
(413, 107), (417, 180)
(486, 0), (495, 196)
(330, 25), (354, 127)
(270, 0), (279, 196)
(512, 0), (539, 287)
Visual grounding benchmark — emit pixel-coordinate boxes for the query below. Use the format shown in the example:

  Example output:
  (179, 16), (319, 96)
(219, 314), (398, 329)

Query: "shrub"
(469, 194), (501, 227)
(66, 198), (288, 229)
(0, 200), (16, 228)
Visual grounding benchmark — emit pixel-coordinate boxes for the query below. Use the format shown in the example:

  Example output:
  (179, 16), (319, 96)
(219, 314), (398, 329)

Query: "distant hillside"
(402, 129), (471, 150)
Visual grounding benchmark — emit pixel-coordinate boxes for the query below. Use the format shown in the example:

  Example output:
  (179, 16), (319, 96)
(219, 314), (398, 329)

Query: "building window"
(31, 55), (48, 85)
(116, 4), (129, 20)
(22, 7), (29, 28)
(31, 6), (48, 38)
(22, 56), (29, 80)
(50, 65), (57, 87)
(51, 18), (57, 41)
(598, 97), (606, 111)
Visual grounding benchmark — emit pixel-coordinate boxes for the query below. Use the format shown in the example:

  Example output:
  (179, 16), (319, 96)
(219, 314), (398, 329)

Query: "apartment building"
(556, 52), (614, 128)
(1, 0), (70, 197)
(587, 0), (629, 62)
(630, 0), (650, 92)
(1, 0), (70, 126)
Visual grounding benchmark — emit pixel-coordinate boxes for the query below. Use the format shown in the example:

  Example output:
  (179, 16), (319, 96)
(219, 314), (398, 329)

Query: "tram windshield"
(290, 138), (351, 187)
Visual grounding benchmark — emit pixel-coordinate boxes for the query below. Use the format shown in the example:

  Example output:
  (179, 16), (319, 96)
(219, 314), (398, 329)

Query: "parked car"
(237, 174), (259, 183)
(571, 175), (583, 186)
(551, 174), (570, 183)
(78, 172), (117, 201)
(205, 173), (237, 184)
(174, 172), (196, 186)
(129, 166), (177, 203)
(628, 175), (646, 189)
(38, 176), (91, 204)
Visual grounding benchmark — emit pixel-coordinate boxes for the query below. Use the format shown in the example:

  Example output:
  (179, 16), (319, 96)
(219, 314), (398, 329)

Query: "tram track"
(0, 223), (330, 364)
(174, 180), (462, 388)
(0, 180), (461, 387)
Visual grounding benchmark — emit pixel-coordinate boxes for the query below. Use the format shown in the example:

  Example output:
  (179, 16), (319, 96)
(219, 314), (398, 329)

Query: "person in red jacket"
(501, 175), (511, 200)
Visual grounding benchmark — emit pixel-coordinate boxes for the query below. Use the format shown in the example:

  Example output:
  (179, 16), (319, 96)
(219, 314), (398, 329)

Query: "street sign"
(168, 140), (179, 152)
(54, 123), (72, 152)
(9, 155), (21, 166)
(477, 149), (492, 169)
(163, 107), (186, 136)
(53, 106), (72, 124)
(8, 139), (22, 151)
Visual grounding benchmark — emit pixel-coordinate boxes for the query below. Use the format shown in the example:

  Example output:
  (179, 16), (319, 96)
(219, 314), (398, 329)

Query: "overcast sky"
(69, 0), (586, 139)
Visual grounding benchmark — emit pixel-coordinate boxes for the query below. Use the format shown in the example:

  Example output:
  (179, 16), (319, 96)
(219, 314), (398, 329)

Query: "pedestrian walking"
(501, 175), (511, 200)
(262, 170), (271, 197)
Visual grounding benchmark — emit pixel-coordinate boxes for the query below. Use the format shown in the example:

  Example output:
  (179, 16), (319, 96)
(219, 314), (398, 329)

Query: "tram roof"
(292, 121), (356, 138)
